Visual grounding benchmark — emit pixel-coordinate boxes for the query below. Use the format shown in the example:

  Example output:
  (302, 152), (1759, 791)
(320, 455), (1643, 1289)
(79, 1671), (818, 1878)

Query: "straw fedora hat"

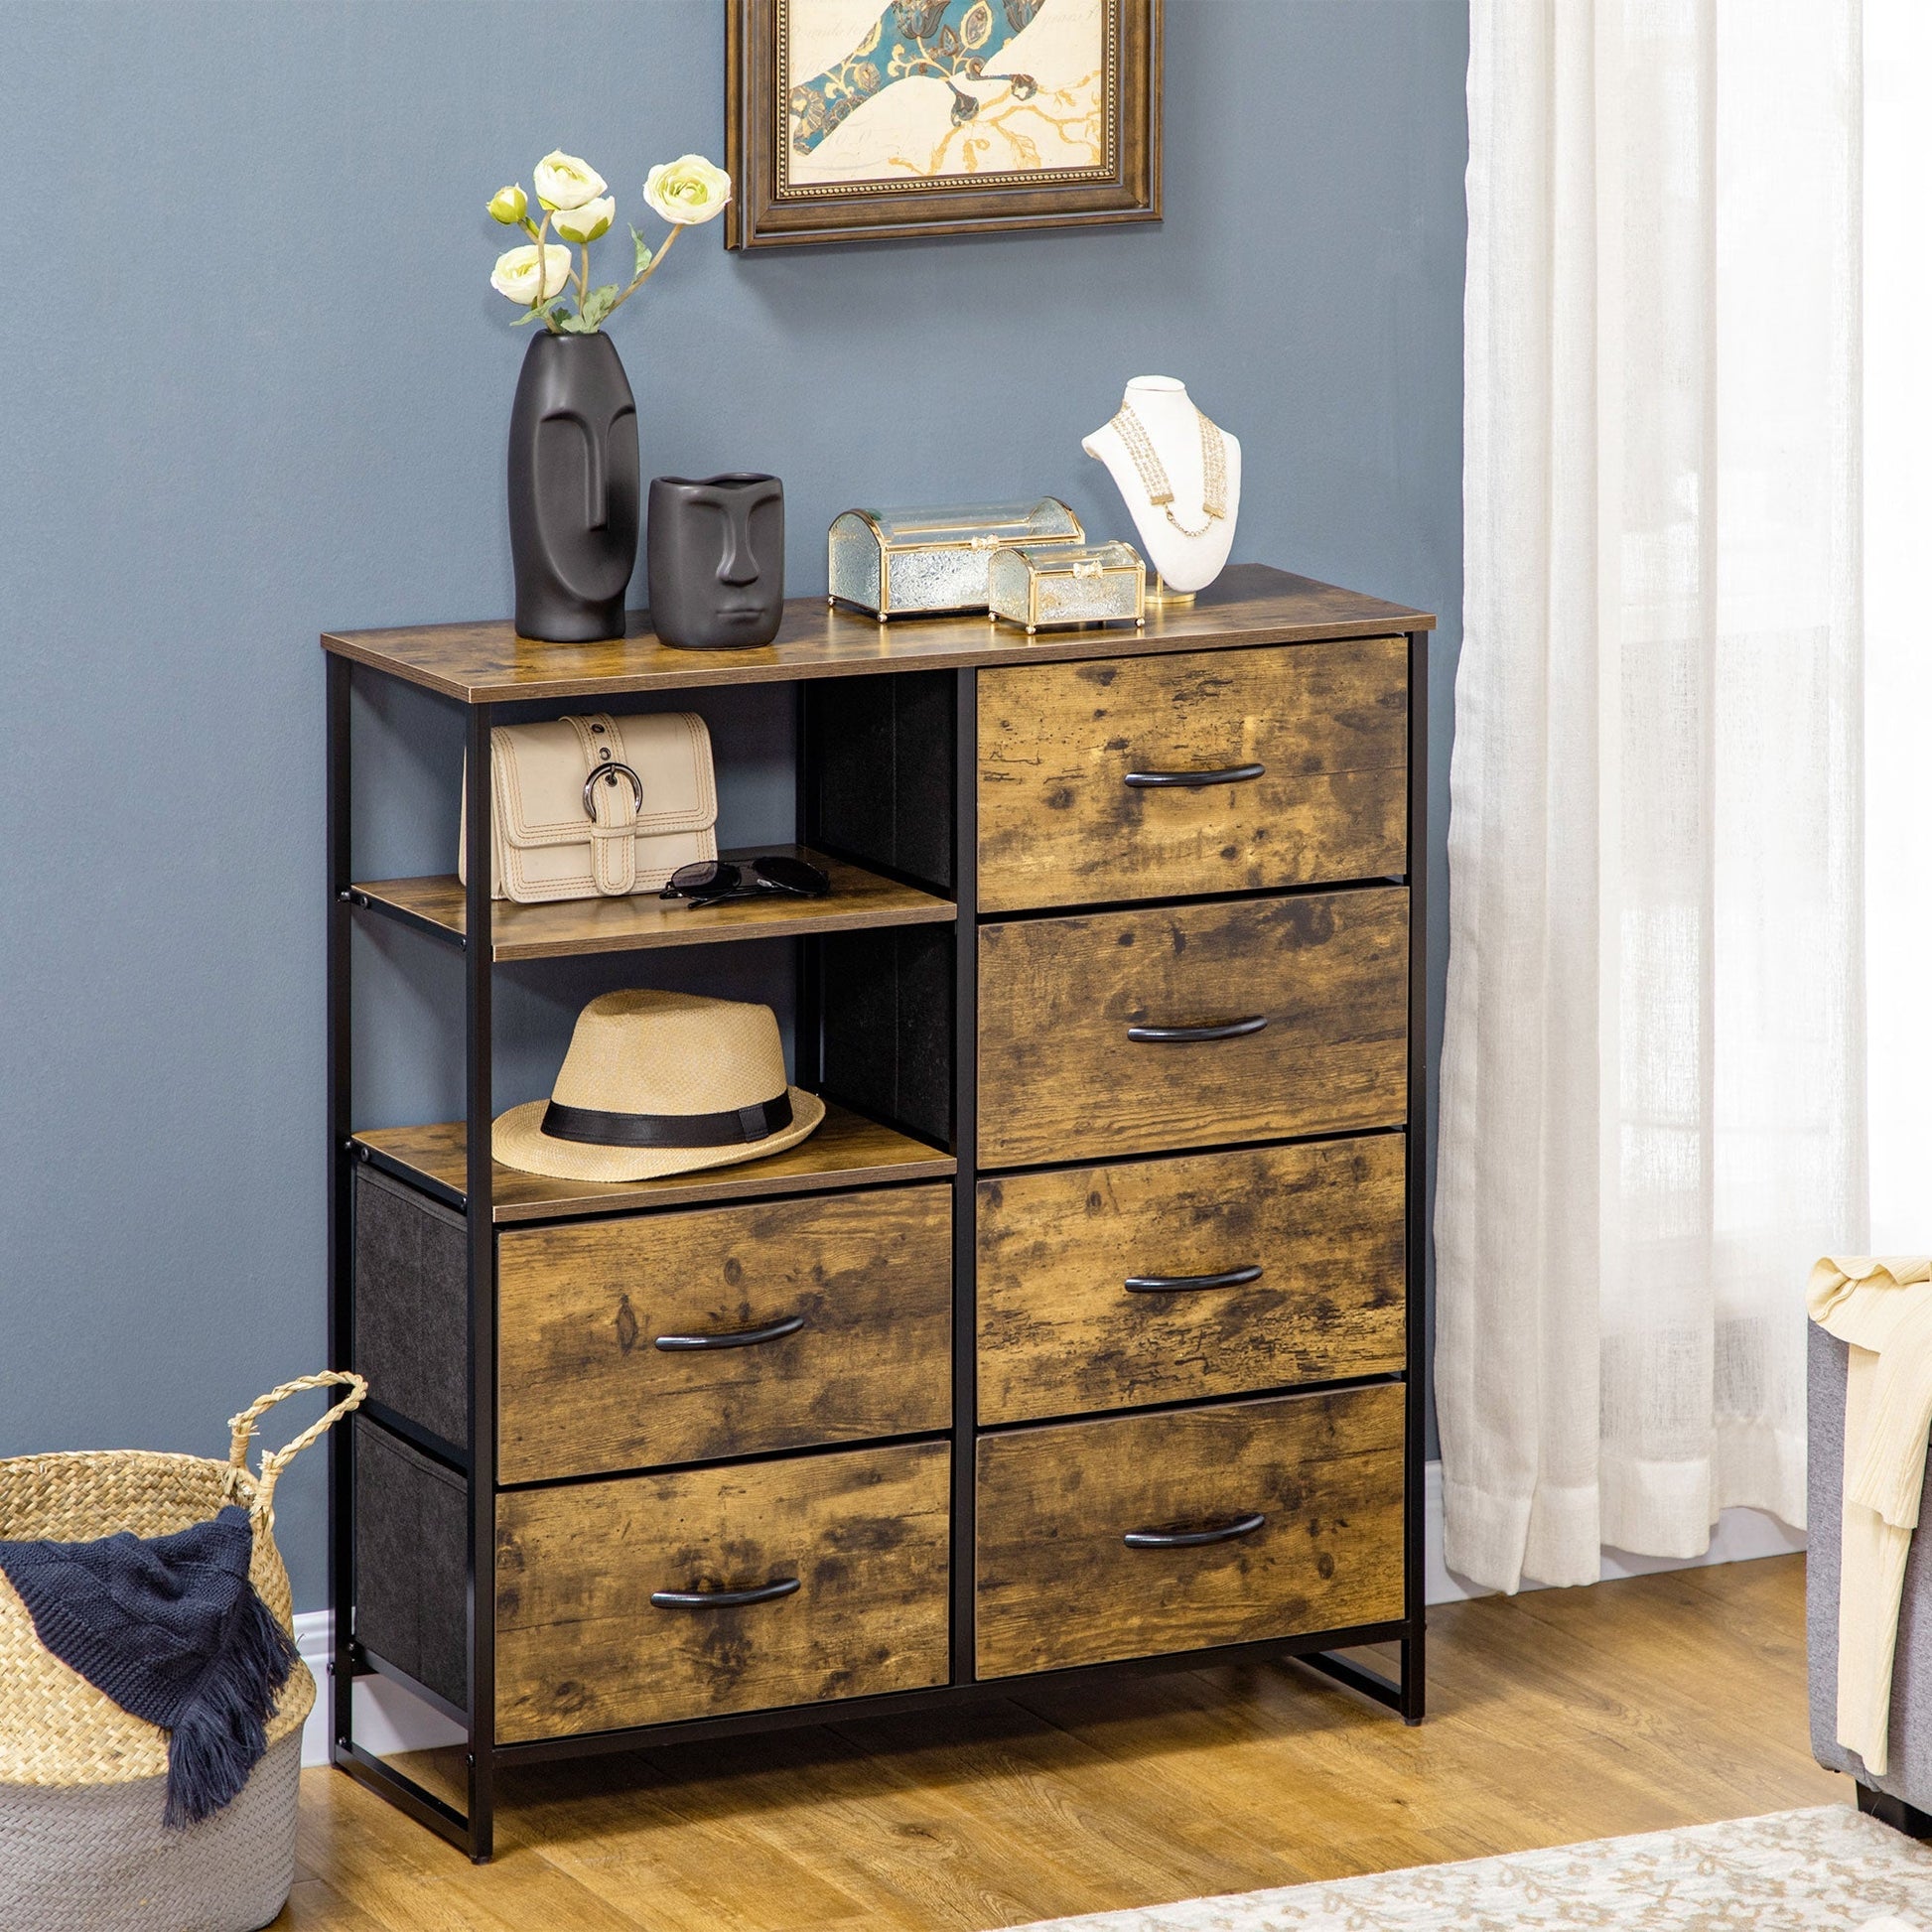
(492, 989), (825, 1182)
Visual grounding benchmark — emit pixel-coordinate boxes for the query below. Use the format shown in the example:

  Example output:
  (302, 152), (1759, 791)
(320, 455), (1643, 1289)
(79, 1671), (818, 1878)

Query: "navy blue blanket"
(0, 1503), (297, 1826)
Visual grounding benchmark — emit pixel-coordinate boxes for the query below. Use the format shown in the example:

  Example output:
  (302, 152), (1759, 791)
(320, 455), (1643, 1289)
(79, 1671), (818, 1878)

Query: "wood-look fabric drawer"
(495, 1441), (950, 1740)
(974, 1387), (1405, 1678)
(976, 638), (1408, 913)
(977, 888), (1407, 1169)
(496, 1184), (951, 1483)
(976, 1138), (1406, 1425)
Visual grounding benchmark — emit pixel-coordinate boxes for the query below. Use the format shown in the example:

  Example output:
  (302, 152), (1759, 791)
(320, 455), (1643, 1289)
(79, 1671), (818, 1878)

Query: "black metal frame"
(325, 653), (353, 1788)
(328, 672), (505, 1858)
(461, 700), (498, 1854)
(325, 625), (1430, 1862)
(950, 666), (980, 1683)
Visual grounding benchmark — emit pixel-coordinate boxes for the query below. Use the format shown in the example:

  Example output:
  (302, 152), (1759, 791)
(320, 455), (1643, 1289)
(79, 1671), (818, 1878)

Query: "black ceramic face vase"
(646, 473), (785, 650)
(506, 331), (639, 643)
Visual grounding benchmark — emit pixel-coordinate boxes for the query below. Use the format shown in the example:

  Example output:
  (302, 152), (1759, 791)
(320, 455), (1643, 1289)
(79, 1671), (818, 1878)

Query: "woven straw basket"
(0, 1371), (366, 1932)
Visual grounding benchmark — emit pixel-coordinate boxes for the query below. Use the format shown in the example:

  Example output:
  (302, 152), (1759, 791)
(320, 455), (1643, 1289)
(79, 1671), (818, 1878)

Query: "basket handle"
(225, 1371), (368, 1523)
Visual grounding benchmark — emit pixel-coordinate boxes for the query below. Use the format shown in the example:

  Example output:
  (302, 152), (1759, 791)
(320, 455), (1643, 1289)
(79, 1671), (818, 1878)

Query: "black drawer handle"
(1124, 1512), (1266, 1551)
(1127, 1017), (1268, 1043)
(1123, 762), (1266, 789)
(1125, 1264), (1264, 1294)
(650, 1578), (801, 1610)
(653, 1313), (806, 1352)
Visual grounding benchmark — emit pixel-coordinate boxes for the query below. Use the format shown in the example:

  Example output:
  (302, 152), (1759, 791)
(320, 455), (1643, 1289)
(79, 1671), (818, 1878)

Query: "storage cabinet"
(325, 565), (1432, 1861)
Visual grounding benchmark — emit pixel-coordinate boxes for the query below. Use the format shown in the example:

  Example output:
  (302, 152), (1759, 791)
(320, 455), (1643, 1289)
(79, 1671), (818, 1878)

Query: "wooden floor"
(286, 1555), (1846, 1931)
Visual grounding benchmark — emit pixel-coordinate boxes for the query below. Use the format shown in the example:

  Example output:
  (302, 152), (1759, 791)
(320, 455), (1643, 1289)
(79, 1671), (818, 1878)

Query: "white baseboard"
(294, 1469), (1808, 1764)
(1421, 1457), (1808, 1605)
(293, 1611), (469, 1768)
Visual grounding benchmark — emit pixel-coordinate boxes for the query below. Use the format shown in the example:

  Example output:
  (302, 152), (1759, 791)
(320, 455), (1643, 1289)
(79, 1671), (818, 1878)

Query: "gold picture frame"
(727, 0), (1161, 249)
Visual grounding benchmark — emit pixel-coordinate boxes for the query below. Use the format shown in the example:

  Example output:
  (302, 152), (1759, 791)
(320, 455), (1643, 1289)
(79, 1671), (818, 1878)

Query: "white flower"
(490, 243), (573, 306)
(486, 184), (528, 225)
(533, 150), (607, 211)
(642, 155), (733, 226)
(552, 195), (616, 244)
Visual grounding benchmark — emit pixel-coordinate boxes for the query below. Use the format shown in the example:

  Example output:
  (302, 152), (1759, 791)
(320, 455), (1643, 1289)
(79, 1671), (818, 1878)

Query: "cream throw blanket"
(1809, 1255), (1932, 1775)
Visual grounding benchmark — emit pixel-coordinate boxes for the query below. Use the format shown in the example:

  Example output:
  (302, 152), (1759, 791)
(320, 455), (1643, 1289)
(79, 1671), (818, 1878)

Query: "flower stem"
(532, 211), (561, 332)
(601, 221), (679, 325)
(578, 241), (591, 318)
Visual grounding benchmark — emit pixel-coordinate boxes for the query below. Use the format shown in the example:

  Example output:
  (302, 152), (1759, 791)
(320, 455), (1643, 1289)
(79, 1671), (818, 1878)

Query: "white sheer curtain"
(1437, 0), (1866, 1593)
(1864, 3), (1932, 1262)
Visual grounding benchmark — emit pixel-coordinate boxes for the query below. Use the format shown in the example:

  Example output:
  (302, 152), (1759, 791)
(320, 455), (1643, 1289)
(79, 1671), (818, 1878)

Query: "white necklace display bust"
(1083, 375), (1242, 597)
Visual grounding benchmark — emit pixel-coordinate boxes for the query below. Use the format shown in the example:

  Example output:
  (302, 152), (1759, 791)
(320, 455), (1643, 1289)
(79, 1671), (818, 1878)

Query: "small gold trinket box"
(826, 499), (1084, 620)
(987, 540), (1147, 633)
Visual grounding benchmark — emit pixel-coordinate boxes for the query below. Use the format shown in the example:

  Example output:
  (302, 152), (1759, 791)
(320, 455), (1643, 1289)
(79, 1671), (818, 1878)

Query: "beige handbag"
(459, 712), (717, 903)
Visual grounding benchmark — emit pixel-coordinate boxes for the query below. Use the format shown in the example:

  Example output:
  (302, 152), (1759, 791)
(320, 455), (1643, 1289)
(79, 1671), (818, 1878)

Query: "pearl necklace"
(1108, 402), (1228, 538)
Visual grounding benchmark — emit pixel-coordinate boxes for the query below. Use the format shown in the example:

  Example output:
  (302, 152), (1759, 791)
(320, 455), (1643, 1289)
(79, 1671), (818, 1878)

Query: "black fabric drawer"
(352, 1418), (467, 1714)
(353, 1165), (466, 1447)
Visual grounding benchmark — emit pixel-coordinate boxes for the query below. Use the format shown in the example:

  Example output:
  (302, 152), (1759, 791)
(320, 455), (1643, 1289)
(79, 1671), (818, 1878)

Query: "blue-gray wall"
(0, 0), (1465, 1611)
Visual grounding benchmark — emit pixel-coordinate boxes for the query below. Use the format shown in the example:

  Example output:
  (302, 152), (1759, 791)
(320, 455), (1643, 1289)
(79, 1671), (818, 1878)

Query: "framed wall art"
(726, 0), (1161, 249)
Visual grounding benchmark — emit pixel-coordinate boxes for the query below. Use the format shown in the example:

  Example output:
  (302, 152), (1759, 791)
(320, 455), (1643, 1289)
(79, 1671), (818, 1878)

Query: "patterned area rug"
(1007, 1807), (1932, 1931)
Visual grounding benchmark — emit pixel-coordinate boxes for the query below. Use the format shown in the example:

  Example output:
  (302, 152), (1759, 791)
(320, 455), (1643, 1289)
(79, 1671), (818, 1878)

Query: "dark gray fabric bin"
(1808, 1319), (1932, 1808)
(353, 1418), (468, 1714)
(353, 1165), (467, 1447)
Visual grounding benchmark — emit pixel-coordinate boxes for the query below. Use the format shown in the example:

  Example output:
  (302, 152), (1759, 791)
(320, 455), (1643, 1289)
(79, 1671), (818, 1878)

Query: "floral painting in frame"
(727, 0), (1160, 247)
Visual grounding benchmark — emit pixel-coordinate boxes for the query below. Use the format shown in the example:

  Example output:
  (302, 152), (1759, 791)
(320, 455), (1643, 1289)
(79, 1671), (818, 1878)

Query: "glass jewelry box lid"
(838, 499), (1082, 551)
(1003, 538), (1144, 580)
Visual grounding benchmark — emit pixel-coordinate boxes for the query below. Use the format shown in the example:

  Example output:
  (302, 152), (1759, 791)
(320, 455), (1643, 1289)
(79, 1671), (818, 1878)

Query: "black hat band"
(539, 1090), (793, 1151)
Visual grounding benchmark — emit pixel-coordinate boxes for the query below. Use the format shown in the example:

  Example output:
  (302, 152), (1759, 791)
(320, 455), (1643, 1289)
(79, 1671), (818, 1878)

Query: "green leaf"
(556, 311), (597, 334)
(511, 304), (549, 327)
(582, 283), (621, 328)
(630, 223), (653, 279)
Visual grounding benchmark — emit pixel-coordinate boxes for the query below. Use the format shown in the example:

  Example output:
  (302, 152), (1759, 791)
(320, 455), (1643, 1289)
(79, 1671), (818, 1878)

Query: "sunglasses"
(659, 854), (831, 908)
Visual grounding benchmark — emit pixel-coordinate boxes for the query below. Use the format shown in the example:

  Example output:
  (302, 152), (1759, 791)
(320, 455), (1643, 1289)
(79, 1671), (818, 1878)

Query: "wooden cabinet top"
(321, 564), (1435, 704)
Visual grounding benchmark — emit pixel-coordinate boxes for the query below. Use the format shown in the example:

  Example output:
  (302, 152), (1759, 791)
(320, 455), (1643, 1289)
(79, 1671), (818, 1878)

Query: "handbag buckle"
(583, 760), (645, 822)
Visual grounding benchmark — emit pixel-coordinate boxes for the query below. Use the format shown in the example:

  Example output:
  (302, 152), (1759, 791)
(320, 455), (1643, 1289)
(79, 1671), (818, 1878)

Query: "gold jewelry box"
(987, 540), (1147, 633)
(827, 499), (1083, 620)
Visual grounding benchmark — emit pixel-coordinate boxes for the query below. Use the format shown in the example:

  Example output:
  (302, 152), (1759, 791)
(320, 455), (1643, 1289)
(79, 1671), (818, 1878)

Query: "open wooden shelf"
(349, 846), (953, 961)
(351, 1100), (954, 1223)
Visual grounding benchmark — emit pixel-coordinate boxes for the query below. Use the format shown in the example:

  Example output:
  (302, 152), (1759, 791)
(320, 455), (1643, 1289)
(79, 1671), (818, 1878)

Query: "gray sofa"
(1809, 1320), (1932, 1828)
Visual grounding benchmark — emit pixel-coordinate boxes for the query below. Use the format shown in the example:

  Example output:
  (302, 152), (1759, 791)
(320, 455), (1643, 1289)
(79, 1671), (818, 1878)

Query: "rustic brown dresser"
(322, 564), (1433, 1860)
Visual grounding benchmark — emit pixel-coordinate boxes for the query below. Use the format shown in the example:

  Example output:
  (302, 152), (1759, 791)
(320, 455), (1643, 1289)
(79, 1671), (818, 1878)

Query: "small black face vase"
(506, 331), (639, 642)
(646, 473), (785, 650)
